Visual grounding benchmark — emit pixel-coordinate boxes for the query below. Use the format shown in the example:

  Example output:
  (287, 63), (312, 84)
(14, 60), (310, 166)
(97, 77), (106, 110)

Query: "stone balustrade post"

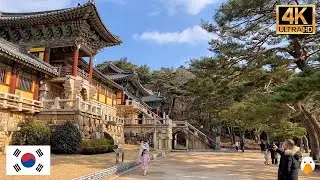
(17, 93), (23, 111)
(75, 96), (81, 109)
(53, 97), (61, 109)
(2, 93), (7, 108)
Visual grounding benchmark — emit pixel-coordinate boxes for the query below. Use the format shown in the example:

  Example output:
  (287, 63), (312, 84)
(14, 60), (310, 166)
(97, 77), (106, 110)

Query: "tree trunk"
(231, 126), (236, 143)
(294, 103), (320, 160)
(239, 129), (245, 141)
(254, 128), (260, 143)
(227, 126), (233, 144)
(168, 97), (176, 119)
(302, 135), (309, 153)
(303, 116), (320, 160)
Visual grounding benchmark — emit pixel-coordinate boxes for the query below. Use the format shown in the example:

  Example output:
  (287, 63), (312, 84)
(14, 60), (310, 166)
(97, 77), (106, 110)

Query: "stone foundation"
(123, 124), (172, 150)
(0, 110), (26, 154)
(37, 111), (124, 144)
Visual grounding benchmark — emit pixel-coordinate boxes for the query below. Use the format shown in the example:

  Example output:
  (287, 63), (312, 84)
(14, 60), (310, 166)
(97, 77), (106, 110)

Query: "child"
(140, 149), (150, 176)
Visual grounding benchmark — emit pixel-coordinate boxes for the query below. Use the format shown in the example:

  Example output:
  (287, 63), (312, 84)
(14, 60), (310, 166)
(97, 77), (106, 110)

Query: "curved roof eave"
(0, 2), (122, 45)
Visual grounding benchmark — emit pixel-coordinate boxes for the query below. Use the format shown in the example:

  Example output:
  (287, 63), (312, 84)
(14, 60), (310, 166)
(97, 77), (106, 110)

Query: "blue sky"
(0, 0), (224, 69)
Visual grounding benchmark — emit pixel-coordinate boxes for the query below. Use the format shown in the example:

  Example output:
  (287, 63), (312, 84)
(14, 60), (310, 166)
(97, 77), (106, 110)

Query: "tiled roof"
(0, 2), (121, 46)
(0, 38), (59, 76)
(105, 73), (134, 81)
(101, 61), (153, 96)
(101, 61), (132, 74)
(78, 58), (123, 90)
(141, 93), (164, 102)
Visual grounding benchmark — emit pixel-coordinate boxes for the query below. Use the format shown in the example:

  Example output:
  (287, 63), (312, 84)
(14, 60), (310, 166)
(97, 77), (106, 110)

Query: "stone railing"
(77, 68), (89, 80)
(0, 92), (42, 113)
(125, 99), (165, 125)
(173, 121), (216, 148)
(58, 66), (89, 81)
(42, 97), (123, 124)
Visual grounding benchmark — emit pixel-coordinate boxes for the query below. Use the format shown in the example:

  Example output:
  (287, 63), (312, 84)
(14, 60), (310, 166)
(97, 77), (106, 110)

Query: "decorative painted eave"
(0, 37), (59, 76)
(0, 2), (121, 46)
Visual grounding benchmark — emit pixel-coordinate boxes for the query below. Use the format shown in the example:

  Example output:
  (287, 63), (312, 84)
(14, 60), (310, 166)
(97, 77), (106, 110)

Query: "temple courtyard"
(117, 151), (320, 180)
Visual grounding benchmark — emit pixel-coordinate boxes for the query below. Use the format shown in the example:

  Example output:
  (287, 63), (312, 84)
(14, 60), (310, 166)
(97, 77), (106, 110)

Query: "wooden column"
(121, 92), (125, 105)
(89, 55), (94, 85)
(44, 47), (50, 63)
(72, 45), (80, 77)
(9, 74), (17, 94)
(97, 85), (100, 101)
(33, 82), (39, 100)
(105, 88), (108, 104)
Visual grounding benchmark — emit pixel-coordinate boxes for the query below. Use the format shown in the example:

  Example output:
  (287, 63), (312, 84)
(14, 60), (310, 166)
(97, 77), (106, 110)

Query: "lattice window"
(19, 77), (32, 91)
(0, 69), (5, 83)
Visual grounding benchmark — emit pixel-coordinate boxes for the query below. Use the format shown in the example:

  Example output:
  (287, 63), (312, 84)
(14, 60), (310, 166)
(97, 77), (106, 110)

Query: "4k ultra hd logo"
(276, 4), (316, 34)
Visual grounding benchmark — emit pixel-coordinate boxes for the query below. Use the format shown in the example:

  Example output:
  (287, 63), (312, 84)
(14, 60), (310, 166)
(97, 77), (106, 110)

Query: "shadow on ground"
(117, 151), (320, 180)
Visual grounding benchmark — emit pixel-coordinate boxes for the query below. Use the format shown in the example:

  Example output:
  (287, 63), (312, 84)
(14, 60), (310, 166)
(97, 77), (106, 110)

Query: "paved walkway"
(117, 151), (320, 180)
(0, 145), (140, 180)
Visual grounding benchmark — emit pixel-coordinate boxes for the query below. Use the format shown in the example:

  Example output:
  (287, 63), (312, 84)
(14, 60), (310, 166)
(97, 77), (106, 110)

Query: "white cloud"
(0, 0), (73, 12)
(133, 25), (217, 45)
(157, 0), (216, 15)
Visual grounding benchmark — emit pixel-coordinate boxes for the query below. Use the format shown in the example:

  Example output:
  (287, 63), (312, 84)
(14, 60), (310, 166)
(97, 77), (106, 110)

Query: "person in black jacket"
(273, 139), (302, 180)
(260, 141), (270, 165)
(269, 142), (278, 165)
(240, 140), (245, 152)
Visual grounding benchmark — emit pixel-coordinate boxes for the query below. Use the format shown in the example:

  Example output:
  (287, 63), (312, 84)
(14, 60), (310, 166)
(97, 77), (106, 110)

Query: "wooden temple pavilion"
(0, 1), (216, 154)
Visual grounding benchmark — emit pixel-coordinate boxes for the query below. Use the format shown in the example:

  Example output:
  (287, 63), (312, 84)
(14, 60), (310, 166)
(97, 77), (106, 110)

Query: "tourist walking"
(260, 141), (269, 165)
(240, 140), (245, 152)
(273, 139), (302, 180)
(270, 142), (278, 165)
(235, 141), (239, 151)
(137, 139), (144, 162)
(144, 139), (150, 151)
(140, 149), (151, 176)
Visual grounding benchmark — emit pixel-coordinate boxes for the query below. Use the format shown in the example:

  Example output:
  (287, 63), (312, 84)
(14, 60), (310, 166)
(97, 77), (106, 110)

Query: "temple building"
(0, 1), (216, 154)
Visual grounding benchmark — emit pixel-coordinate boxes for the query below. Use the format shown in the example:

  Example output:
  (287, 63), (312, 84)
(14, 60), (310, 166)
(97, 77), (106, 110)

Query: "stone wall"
(123, 125), (172, 150)
(37, 112), (124, 144)
(0, 110), (26, 153)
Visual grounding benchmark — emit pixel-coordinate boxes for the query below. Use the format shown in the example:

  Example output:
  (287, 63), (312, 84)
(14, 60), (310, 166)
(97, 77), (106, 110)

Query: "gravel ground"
(0, 145), (140, 180)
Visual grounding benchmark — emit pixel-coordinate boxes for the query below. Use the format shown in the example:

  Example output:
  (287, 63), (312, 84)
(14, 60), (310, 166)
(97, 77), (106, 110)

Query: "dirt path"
(117, 151), (320, 180)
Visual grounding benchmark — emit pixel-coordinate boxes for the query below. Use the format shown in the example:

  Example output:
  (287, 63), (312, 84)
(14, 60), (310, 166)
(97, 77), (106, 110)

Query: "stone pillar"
(89, 56), (94, 85)
(153, 130), (158, 149)
(72, 45), (80, 77)
(39, 81), (50, 99)
(174, 134), (177, 149)
(158, 138), (162, 150)
(9, 74), (17, 94)
(44, 47), (51, 64)
(216, 136), (221, 149)
(186, 138), (189, 150)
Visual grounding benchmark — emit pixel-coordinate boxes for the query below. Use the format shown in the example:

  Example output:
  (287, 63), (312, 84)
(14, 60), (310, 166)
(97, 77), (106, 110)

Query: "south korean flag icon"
(6, 145), (50, 175)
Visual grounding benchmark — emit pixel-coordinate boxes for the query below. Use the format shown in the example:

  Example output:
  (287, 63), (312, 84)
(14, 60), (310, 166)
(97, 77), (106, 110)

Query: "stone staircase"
(173, 121), (216, 149)
(125, 99), (166, 125)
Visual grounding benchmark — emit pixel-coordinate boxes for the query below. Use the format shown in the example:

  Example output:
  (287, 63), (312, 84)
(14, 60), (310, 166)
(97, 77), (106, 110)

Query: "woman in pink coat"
(140, 149), (151, 176)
